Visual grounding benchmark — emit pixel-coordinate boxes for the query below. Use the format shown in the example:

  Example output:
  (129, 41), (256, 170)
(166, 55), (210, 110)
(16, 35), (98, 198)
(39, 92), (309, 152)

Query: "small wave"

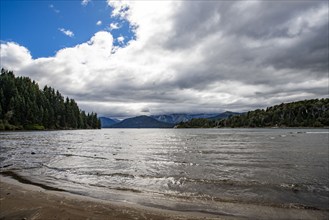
(94, 172), (135, 179)
(0, 164), (13, 168)
(281, 203), (321, 210)
(60, 153), (107, 160)
(323, 185), (329, 192)
(306, 131), (329, 134)
(42, 164), (73, 172)
(89, 183), (142, 193)
(114, 158), (132, 162)
(159, 190), (323, 211)
(185, 178), (316, 194)
(199, 150), (257, 155)
(211, 161), (297, 169)
(137, 174), (322, 194)
(280, 183), (303, 192)
(139, 201), (236, 217)
(138, 175), (244, 187)
(0, 170), (66, 192)
(113, 187), (142, 193)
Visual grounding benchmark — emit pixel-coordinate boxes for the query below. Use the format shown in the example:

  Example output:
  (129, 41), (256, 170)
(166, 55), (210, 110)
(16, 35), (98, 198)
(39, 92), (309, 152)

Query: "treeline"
(177, 118), (217, 128)
(0, 69), (100, 130)
(177, 98), (329, 128)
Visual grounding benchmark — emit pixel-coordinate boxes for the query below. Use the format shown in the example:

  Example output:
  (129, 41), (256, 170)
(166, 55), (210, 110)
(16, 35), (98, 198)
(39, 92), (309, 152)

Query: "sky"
(0, 0), (328, 119)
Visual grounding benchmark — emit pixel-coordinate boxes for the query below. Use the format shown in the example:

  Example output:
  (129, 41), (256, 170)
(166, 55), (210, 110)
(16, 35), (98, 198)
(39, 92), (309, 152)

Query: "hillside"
(109, 115), (174, 128)
(206, 111), (242, 120)
(99, 117), (120, 128)
(177, 99), (329, 128)
(0, 69), (100, 130)
(151, 113), (220, 124)
(101, 112), (239, 128)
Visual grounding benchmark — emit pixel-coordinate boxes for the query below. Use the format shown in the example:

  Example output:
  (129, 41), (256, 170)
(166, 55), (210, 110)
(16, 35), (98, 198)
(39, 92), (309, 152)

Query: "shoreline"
(1, 127), (328, 132)
(1, 175), (329, 220)
(0, 175), (219, 220)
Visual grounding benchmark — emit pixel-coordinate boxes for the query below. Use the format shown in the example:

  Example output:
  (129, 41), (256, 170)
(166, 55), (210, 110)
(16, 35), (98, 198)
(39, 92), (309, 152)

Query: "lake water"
(0, 128), (328, 214)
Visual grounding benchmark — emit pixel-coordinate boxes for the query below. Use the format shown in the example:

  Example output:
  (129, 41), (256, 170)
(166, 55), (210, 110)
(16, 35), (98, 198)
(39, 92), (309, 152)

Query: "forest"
(0, 69), (100, 130)
(177, 98), (329, 128)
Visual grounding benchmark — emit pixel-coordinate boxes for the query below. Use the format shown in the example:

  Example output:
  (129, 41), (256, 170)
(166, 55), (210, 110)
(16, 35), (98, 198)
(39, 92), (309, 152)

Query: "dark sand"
(0, 176), (328, 220)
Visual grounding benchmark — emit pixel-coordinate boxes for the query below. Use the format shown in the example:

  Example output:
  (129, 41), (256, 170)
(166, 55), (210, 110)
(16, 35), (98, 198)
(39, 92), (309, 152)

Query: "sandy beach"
(1, 175), (328, 220)
(0, 176), (225, 220)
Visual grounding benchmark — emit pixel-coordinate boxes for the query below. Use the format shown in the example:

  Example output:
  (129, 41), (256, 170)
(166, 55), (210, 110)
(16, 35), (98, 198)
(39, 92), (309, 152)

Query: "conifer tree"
(0, 69), (101, 130)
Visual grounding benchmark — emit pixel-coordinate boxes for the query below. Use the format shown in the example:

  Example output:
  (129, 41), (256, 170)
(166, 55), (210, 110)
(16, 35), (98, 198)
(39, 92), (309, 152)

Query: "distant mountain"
(151, 113), (220, 124)
(150, 114), (189, 124)
(110, 115), (174, 128)
(99, 117), (120, 128)
(101, 112), (239, 128)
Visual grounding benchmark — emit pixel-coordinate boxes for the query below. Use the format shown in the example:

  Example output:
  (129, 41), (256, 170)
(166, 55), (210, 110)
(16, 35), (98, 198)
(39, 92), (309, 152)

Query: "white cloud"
(58, 28), (74, 38)
(117, 36), (124, 44)
(1, 1), (328, 118)
(0, 42), (32, 71)
(108, 0), (130, 19)
(81, 0), (91, 6)
(2, 32), (113, 92)
(109, 22), (120, 30)
(96, 20), (102, 26)
(49, 4), (60, 13)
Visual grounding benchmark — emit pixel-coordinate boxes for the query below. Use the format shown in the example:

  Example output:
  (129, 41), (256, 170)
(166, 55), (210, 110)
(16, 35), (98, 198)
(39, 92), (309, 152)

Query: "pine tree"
(0, 69), (101, 130)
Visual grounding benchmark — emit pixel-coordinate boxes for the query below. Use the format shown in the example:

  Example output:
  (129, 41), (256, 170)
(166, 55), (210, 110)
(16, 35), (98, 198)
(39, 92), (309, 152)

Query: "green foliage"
(177, 99), (329, 128)
(0, 120), (5, 130)
(219, 99), (329, 128)
(0, 69), (101, 130)
(24, 124), (45, 130)
(176, 118), (216, 128)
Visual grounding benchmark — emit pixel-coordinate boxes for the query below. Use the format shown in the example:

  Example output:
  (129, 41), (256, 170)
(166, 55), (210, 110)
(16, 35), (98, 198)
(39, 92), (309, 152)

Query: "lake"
(0, 128), (328, 214)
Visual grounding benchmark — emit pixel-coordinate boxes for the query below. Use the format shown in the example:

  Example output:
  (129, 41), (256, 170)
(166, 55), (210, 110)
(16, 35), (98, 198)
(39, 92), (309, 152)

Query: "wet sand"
(0, 176), (225, 220)
(0, 176), (328, 220)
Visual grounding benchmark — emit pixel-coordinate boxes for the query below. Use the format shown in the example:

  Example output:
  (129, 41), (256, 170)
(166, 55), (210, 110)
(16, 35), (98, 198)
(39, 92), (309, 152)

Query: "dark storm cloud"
(166, 1), (328, 87)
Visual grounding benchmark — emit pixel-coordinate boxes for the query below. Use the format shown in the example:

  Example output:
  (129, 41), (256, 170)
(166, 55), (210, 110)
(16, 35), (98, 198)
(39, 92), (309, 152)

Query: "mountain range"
(150, 113), (220, 124)
(99, 117), (120, 127)
(109, 115), (174, 128)
(99, 112), (240, 128)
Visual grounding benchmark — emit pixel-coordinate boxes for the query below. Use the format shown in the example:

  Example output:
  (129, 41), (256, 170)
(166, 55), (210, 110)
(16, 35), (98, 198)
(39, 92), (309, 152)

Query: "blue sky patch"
(0, 0), (135, 58)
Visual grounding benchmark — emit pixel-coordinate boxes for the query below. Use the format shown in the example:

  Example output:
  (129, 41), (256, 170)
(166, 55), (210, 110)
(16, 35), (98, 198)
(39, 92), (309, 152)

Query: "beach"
(1, 175), (329, 220)
(0, 176), (219, 220)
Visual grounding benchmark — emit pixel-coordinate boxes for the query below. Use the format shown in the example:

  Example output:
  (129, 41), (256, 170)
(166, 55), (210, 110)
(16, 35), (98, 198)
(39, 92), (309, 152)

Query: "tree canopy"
(177, 98), (329, 128)
(0, 69), (100, 130)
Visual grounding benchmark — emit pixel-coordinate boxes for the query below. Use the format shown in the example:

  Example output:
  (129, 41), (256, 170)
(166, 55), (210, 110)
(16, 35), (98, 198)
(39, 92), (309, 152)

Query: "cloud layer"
(1, 1), (328, 118)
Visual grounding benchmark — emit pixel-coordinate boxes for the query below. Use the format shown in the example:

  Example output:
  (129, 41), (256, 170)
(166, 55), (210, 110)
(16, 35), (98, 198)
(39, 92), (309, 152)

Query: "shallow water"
(0, 128), (328, 212)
